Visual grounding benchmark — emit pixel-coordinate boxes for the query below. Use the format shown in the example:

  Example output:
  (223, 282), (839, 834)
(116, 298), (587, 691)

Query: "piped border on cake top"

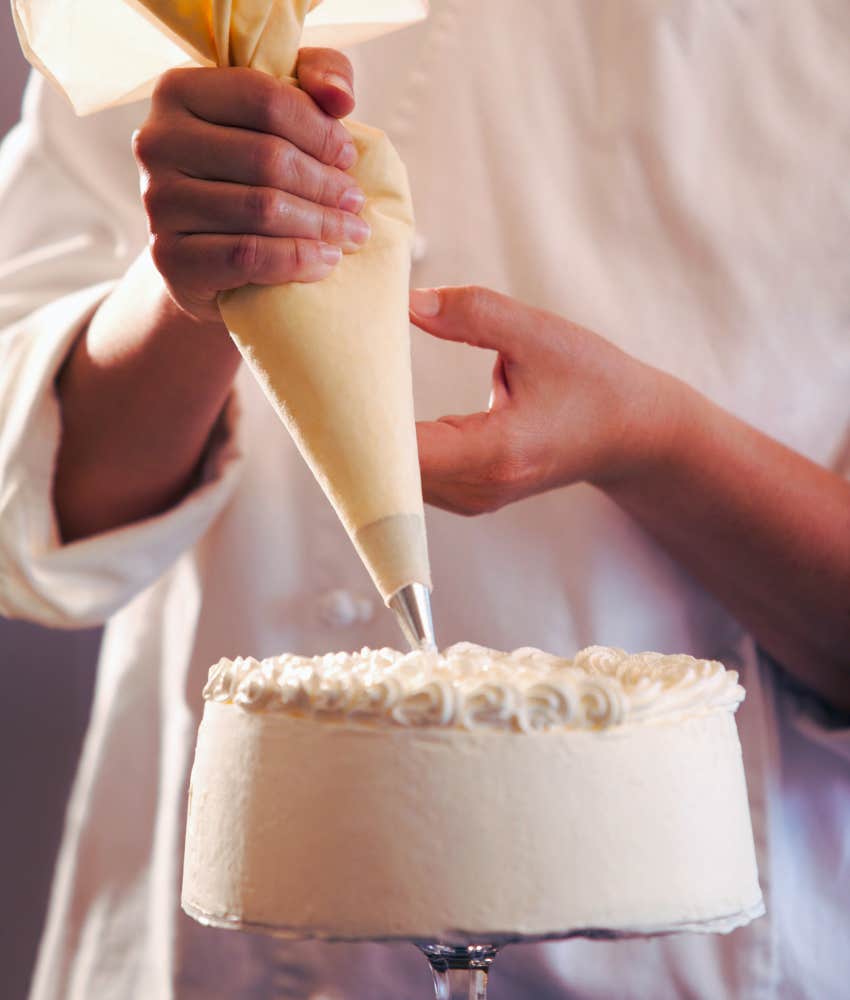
(202, 643), (744, 732)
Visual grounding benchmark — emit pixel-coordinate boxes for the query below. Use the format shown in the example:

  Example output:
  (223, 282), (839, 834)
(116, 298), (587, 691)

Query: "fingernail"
(324, 72), (353, 99)
(410, 288), (441, 317)
(344, 216), (371, 247)
(336, 142), (357, 171)
(339, 186), (365, 213)
(319, 243), (342, 265)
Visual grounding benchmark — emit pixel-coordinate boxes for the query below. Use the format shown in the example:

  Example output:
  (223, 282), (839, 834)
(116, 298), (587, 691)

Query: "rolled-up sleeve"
(765, 649), (850, 767)
(0, 74), (243, 628)
(787, 689), (850, 766)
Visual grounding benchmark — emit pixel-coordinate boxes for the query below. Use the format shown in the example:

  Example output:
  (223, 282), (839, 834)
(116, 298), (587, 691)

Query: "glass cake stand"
(414, 929), (620, 997)
(416, 942), (501, 999)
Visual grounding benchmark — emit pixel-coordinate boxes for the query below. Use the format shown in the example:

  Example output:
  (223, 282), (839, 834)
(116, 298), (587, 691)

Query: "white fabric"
(0, 1), (848, 997)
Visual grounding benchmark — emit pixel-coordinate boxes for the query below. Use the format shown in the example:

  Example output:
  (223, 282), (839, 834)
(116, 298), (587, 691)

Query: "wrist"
(154, 278), (229, 341)
(77, 250), (242, 422)
(143, 249), (234, 341)
(55, 251), (241, 541)
(591, 367), (702, 498)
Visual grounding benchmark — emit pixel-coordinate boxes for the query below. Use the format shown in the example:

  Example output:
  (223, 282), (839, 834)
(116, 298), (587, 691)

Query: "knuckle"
(489, 458), (520, 491)
(489, 458), (521, 490)
(312, 166), (336, 205)
(461, 285), (492, 321)
(132, 123), (161, 167)
(288, 150), (322, 203)
(139, 177), (156, 214)
(137, 169), (154, 208)
(255, 137), (290, 186)
(489, 431), (533, 492)
(290, 238), (316, 274)
(318, 122), (346, 165)
(252, 78), (284, 132)
(152, 68), (187, 106)
(319, 207), (345, 243)
(244, 186), (281, 230)
(148, 233), (175, 274)
(230, 234), (264, 278)
(141, 176), (177, 218)
(284, 144), (309, 192)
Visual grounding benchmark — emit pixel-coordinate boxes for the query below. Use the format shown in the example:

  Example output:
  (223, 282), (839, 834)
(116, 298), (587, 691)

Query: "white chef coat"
(1, 2), (849, 997)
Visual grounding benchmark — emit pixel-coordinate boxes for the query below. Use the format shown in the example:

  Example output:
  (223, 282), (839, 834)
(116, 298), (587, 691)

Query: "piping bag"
(13, 0), (436, 649)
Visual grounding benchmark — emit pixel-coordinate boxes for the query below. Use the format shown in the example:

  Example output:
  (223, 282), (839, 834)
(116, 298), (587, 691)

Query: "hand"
(411, 286), (850, 710)
(410, 286), (684, 515)
(133, 50), (371, 322)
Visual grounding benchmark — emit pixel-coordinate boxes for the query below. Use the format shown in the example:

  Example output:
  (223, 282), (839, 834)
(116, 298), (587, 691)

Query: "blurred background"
(0, 13), (102, 998)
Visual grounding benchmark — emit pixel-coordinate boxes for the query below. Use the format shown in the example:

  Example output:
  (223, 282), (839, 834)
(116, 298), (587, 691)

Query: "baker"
(1, 2), (848, 997)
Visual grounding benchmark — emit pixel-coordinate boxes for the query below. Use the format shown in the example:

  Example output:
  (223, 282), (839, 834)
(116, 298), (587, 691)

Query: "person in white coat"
(1, 2), (849, 998)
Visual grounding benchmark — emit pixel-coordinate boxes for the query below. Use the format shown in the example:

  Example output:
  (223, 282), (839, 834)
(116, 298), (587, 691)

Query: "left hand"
(411, 286), (850, 712)
(409, 285), (684, 515)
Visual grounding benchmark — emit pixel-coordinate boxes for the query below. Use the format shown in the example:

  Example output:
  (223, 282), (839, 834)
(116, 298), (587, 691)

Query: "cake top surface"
(203, 642), (744, 732)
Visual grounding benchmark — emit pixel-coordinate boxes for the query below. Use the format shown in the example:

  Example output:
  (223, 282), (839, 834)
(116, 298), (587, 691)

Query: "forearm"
(605, 380), (850, 710)
(54, 251), (241, 542)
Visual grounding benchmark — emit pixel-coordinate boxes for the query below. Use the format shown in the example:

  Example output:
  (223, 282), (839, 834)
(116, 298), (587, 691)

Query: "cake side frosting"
(202, 642), (744, 731)
(183, 701), (765, 942)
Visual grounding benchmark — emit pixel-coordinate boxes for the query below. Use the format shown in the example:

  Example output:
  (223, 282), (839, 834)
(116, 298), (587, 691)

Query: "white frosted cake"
(182, 643), (764, 942)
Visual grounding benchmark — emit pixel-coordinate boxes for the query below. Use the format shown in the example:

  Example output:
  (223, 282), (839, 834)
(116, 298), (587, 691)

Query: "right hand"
(133, 50), (370, 322)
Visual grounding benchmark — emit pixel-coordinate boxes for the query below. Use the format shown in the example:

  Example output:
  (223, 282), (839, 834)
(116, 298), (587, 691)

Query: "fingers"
(411, 284), (565, 514)
(151, 233), (342, 315)
(296, 47), (356, 119)
(417, 416), (497, 516)
(146, 178), (370, 250)
(136, 64), (368, 321)
(409, 286), (542, 361)
(417, 412), (533, 516)
(137, 120), (363, 211)
(152, 67), (357, 170)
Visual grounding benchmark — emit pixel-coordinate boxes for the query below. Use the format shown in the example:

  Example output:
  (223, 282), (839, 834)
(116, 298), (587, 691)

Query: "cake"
(181, 643), (764, 943)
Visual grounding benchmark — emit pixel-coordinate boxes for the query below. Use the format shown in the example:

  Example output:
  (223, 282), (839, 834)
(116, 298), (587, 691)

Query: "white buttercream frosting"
(203, 642), (744, 732)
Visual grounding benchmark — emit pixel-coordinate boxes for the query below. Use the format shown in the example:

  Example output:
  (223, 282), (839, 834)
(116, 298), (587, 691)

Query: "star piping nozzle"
(390, 583), (436, 651)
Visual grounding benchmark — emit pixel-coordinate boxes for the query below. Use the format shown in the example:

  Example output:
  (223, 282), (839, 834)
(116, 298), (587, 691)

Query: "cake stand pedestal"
(418, 943), (500, 1000)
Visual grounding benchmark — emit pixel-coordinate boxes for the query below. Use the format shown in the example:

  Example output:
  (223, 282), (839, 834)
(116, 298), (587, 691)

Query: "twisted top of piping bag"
(13, 0), (429, 114)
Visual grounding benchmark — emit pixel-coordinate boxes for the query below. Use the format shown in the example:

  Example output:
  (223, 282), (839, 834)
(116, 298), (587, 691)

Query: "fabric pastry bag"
(13, 0), (432, 605)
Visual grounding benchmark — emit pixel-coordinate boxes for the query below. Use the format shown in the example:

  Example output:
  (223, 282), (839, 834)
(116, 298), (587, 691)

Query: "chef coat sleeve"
(788, 695), (850, 765)
(0, 74), (243, 629)
(774, 437), (850, 764)
(788, 450), (850, 764)
(783, 628), (850, 764)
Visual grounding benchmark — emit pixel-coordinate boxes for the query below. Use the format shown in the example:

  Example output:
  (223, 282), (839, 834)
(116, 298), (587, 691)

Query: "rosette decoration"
(13, 0), (432, 607)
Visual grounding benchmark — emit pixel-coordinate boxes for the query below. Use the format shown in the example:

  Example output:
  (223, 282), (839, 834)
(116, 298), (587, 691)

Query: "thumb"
(409, 286), (537, 362)
(296, 47), (356, 119)
(416, 411), (511, 516)
(417, 411), (499, 477)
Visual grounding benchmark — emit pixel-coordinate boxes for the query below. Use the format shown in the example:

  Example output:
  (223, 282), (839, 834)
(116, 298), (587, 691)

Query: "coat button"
(411, 230), (428, 263)
(318, 589), (375, 627)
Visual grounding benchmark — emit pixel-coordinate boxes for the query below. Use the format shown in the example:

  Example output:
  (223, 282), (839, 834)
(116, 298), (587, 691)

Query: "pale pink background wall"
(0, 13), (102, 999)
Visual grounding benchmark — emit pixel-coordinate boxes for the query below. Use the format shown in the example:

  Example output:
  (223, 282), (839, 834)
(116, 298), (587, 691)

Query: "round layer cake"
(182, 643), (764, 942)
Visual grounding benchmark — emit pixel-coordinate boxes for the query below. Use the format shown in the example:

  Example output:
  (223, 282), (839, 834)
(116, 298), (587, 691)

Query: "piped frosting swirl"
(203, 643), (744, 732)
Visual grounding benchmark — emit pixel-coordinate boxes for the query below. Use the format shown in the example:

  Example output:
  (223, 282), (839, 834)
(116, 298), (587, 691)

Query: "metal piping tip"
(389, 582), (437, 651)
